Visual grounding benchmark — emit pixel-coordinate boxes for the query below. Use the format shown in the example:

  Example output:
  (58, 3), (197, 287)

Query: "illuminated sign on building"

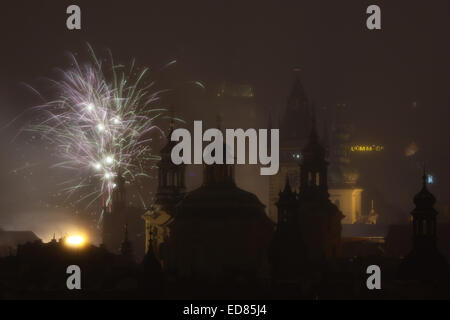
(350, 145), (384, 152)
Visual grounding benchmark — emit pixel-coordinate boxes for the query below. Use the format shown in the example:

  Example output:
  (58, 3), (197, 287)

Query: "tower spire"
(120, 223), (134, 260)
(310, 103), (319, 142)
(422, 163), (427, 189)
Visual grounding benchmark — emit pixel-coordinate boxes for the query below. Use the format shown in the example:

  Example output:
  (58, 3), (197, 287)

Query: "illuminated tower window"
(315, 172), (320, 186)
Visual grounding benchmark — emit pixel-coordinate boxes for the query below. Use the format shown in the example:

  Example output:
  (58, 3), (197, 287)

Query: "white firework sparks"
(26, 46), (169, 210)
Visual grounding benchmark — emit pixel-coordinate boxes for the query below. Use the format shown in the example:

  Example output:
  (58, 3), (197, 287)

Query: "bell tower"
(155, 121), (186, 212)
(398, 168), (448, 281)
(297, 112), (343, 261)
(299, 112), (329, 201)
(411, 170), (438, 251)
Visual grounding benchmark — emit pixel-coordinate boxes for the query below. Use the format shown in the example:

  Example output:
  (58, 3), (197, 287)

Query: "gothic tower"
(268, 69), (312, 221)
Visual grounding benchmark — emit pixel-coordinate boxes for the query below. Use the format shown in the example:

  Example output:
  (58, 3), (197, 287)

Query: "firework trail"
(25, 46), (169, 213)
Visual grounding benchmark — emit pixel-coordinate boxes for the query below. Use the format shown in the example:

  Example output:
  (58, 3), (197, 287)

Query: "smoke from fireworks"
(25, 47), (169, 211)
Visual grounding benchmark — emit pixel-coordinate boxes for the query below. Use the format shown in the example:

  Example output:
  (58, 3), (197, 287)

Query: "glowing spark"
(86, 103), (95, 111)
(93, 162), (102, 170)
(104, 156), (114, 165)
(97, 123), (105, 132)
(112, 117), (121, 125)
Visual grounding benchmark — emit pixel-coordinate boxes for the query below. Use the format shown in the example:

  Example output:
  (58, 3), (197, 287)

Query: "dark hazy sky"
(0, 0), (449, 232)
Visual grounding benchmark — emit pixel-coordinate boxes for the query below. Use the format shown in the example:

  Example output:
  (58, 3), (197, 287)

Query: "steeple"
(280, 68), (311, 143)
(272, 175), (306, 283)
(120, 224), (134, 261)
(398, 167), (448, 281)
(276, 176), (299, 228)
(413, 167), (436, 211)
(411, 167), (438, 250)
(299, 108), (329, 200)
(142, 229), (163, 285)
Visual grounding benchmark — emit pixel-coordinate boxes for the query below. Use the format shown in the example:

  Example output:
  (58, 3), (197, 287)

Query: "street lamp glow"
(65, 235), (86, 248)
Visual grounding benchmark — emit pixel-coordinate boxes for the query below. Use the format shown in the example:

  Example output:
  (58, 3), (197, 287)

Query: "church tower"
(299, 113), (329, 201)
(271, 177), (306, 283)
(268, 68), (312, 221)
(398, 170), (448, 281)
(120, 224), (134, 262)
(297, 114), (343, 262)
(142, 122), (186, 255)
(155, 121), (186, 211)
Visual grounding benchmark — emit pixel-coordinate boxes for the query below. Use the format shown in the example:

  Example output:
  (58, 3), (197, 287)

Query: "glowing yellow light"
(351, 145), (384, 152)
(65, 235), (86, 248)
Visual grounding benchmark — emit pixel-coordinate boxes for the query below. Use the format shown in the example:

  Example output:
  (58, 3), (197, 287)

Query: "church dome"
(178, 184), (266, 217)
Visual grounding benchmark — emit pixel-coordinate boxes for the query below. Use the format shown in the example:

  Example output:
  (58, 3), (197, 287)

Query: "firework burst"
(26, 47), (168, 211)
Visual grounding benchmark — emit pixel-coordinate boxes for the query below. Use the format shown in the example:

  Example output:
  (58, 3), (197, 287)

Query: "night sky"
(0, 0), (449, 238)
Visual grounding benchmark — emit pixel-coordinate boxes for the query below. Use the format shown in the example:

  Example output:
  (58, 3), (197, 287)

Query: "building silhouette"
(268, 69), (311, 221)
(398, 170), (448, 281)
(270, 177), (307, 284)
(143, 123), (273, 280)
(268, 71), (362, 225)
(296, 114), (344, 262)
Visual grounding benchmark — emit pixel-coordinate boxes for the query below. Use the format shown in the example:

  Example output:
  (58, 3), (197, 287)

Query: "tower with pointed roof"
(271, 177), (307, 283)
(268, 69), (312, 221)
(398, 169), (448, 281)
(296, 115), (344, 262)
(120, 224), (134, 261)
